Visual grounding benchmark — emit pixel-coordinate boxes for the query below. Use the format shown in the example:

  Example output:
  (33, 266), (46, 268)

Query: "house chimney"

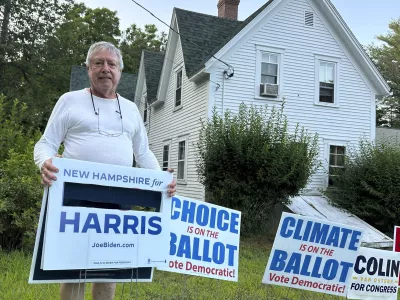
(218, 0), (240, 20)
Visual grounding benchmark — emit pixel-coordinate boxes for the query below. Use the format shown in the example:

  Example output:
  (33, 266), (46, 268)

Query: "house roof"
(174, 8), (242, 78)
(69, 66), (138, 102)
(175, 0), (274, 78)
(143, 51), (165, 103)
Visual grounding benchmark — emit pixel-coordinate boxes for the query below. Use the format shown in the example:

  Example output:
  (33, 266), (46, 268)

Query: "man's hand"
(167, 168), (177, 197)
(40, 156), (61, 186)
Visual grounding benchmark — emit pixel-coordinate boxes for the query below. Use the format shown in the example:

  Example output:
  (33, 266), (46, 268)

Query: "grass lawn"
(0, 237), (358, 299)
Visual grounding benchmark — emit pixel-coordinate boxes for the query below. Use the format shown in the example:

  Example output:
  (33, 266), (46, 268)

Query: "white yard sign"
(347, 247), (400, 300)
(263, 212), (364, 297)
(41, 158), (172, 270)
(158, 195), (241, 281)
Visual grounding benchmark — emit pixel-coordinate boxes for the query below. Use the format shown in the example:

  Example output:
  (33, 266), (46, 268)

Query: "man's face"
(87, 49), (121, 95)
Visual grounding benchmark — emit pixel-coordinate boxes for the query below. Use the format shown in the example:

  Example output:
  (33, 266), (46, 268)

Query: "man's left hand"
(167, 168), (177, 197)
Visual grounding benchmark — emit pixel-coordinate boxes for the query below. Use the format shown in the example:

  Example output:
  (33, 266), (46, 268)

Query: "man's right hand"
(40, 157), (60, 186)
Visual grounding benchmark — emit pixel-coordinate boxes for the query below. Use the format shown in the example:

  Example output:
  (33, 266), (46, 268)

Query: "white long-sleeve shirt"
(34, 88), (160, 170)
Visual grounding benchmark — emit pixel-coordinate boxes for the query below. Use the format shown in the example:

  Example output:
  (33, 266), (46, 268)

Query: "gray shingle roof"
(175, 8), (241, 78)
(69, 66), (138, 102)
(175, 0), (274, 78)
(143, 51), (165, 103)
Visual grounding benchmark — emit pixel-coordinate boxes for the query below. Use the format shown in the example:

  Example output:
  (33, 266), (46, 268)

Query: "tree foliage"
(325, 139), (400, 236)
(197, 103), (320, 234)
(120, 24), (167, 73)
(0, 0), (72, 100)
(368, 19), (400, 127)
(0, 1), (166, 128)
(0, 95), (42, 251)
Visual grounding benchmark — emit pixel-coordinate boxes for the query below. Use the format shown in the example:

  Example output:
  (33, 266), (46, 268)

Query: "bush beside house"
(196, 103), (320, 234)
(326, 140), (400, 236)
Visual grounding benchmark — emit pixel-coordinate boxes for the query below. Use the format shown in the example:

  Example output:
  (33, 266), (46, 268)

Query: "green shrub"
(326, 139), (400, 236)
(196, 103), (319, 234)
(0, 95), (42, 251)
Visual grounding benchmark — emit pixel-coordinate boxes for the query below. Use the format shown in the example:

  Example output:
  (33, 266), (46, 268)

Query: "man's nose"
(101, 62), (111, 72)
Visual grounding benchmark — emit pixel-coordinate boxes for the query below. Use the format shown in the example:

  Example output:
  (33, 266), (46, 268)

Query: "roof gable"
(143, 51), (165, 103)
(202, 0), (389, 95)
(174, 1), (274, 78)
(69, 66), (138, 101)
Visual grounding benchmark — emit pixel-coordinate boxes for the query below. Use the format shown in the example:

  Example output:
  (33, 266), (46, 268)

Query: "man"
(34, 41), (176, 300)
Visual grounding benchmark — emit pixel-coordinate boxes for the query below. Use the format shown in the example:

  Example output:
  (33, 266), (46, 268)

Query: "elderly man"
(34, 41), (176, 300)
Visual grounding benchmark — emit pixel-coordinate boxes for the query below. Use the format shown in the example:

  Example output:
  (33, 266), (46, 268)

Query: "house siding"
(144, 38), (209, 200)
(210, 0), (373, 191)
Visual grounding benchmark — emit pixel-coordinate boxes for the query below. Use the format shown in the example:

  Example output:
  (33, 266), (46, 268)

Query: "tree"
(0, 94), (42, 251)
(0, 0), (72, 97)
(0, 0), (74, 129)
(119, 24), (167, 73)
(368, 19), (400, 127)
(196, 103), (320, 234)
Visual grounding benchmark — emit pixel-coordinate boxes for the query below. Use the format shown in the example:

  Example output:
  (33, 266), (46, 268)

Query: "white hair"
(85, 41), (124, 70)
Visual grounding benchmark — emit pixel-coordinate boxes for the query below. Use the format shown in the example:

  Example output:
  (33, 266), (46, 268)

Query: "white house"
(134, 0), (390, 200)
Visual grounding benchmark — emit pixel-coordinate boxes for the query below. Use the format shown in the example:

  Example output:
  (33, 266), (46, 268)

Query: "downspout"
(222, 74), (225, 115)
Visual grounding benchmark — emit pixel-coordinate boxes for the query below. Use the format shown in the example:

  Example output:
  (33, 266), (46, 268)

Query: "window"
(143, 95), (148, 123)
(261, 53), (279, 84)
(162, 142), (170, 171)
(328, 145), (345, 186)
(255, 45), (284, 100)
(260, 53), (279, 97)
(177, 139), (187, 181)
(319, 61), (336, 103)
(175, 69), (182, 107)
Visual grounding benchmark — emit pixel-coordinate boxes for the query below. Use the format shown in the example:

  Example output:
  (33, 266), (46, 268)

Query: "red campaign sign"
(394, 226), (400, 252)
(394, 226), (400, 286)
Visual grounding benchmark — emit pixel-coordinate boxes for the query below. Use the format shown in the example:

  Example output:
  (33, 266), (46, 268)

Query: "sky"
(81, 0), (400, 46)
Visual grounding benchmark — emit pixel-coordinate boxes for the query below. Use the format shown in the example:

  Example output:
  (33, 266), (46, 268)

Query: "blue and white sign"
(41, 158), (172, 270)
(347, 247), (400, 300)
(262, 212), (364, 296)
(157, 195), (241, 281)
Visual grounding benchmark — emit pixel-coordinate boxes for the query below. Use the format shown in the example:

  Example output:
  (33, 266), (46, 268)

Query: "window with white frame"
(143, 95), (148, 123)
(162, 142), (170, 171)
(328, 145), (345, 186)
(177, 138), (187, 181)
(319, 61), (336, 103)
(259, 52), (280, 97)
(175, 69), (182, 107)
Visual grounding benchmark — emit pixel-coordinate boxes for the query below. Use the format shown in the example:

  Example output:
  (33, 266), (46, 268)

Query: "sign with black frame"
(29, 158), (172, 283)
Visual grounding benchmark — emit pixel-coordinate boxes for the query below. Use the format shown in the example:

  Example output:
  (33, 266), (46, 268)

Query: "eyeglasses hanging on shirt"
(90, 88), (124, 137)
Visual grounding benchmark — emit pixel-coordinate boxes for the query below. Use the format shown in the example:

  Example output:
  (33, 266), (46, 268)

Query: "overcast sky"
(81, 0), (400, 46)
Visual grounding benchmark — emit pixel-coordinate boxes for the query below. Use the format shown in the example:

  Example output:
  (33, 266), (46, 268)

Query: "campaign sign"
(29, 187), (157, 283)
(41, 158), (172, 270)
(347, 247), (400, 300)
(394, 226), (400, 253)
(157, 195), (241, 281)
(262, 212), (364, 296)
